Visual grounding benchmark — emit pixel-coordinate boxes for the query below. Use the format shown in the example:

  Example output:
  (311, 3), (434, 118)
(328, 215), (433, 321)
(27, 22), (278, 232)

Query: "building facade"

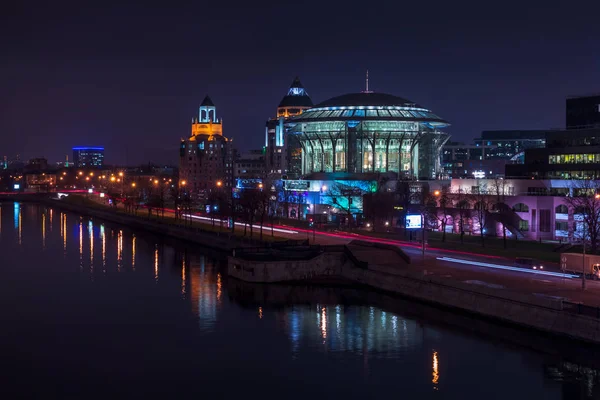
(265, 77), (313, 178)
(288, 92), (450, 180)
(474, 130), (547, 161)
(73, 147), (104, 167)
(235, 149), (266, 179)
(179, 96), (234, 200)
(566, 94), (600, 129)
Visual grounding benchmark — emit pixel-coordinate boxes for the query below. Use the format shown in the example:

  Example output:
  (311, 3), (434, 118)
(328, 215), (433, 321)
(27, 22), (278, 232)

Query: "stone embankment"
(228, 241), (600, 344)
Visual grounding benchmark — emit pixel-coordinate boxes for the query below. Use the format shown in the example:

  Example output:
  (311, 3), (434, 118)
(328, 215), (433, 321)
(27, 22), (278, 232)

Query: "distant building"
(179, 96), (234, 200)
(265, 77), (313, 178)
(566, 94), (600, 129)
(441, 141), (497, 178)
(235, 149), (266, 179)
(73, 147), (104, 167)
(474, 130), (546, 161)
(25, 157), (49, 172)
(506, 128), (600, 179)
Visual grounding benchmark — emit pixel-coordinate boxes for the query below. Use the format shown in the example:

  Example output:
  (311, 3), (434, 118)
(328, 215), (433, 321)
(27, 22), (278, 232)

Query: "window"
(555, 221), (568, 231)
(512, 203), (529, 212)
(555, 204), (568, 214)
(518, 220), (529, 231)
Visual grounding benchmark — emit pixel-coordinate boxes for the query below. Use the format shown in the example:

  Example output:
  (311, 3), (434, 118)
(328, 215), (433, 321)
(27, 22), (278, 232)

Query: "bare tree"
(322, 181), (369, 229)
(453, 187), (471, 244)
(491, 177), (510, 249)
(564, 180), (600, 253)
(471, 181), (492, 247)
(427, 186), (452, 242)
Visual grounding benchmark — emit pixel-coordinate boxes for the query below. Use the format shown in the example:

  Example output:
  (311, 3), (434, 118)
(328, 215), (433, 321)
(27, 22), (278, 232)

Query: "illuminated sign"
(473, 170), (486, 179)
(13, 184), (20, 190)
(406, 214), (422, 229)
(88, 189), (93, 194)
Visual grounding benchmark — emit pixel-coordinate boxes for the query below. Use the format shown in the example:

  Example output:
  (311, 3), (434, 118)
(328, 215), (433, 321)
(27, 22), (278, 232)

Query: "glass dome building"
(287, 92), (450, 179)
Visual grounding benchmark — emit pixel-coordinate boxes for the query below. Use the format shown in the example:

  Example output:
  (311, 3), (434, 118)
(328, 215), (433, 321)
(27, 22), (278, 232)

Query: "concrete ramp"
(347, 240), (411, 270)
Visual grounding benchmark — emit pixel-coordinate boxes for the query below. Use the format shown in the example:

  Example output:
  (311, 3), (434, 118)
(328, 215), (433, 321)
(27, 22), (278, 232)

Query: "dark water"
(0, 202), (598, 399)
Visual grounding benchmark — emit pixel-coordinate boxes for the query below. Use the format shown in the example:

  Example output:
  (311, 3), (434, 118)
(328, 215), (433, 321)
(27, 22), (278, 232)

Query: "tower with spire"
(264, 77), (314, 179)
(191, 95), (223, 137)
(180, 95), (233, 199)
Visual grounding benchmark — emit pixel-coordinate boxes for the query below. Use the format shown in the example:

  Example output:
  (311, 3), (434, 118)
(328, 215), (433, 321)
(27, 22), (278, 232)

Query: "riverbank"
(6, 195), (274, 252)
(229, 244), (600, 344)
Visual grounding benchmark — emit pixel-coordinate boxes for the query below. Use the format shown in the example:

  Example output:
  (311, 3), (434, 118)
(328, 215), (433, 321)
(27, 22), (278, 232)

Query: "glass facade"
(290, 105), (449, 179)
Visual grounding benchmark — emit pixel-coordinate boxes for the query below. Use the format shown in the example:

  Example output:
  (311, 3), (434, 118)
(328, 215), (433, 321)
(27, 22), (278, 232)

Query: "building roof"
(315, 92), (421, 108)
(278, 77), (313, 108)
(201, 95), (215, 107)
(289, 90), (449, 128)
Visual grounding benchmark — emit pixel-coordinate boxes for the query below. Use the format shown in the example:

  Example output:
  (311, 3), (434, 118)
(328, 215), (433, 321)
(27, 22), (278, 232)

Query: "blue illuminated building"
(72, 147), (104, 167)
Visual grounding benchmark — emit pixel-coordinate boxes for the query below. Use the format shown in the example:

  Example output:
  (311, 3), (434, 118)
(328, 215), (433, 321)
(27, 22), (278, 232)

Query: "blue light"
(72, 147), (104, 150)
(347, 121), (360, 128)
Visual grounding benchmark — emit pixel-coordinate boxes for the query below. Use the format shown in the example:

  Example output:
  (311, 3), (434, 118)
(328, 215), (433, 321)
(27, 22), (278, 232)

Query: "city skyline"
(2, 1), (600, 164)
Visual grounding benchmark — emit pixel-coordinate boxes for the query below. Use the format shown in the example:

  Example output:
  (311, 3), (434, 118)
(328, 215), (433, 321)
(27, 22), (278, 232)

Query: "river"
(0, 202), (598, 399)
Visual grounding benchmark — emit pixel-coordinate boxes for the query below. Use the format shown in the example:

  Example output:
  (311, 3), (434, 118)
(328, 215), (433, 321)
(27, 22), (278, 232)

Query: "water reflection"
(132, 235), (136, 271)
(101, 224), (106, 274)
(432, 351), (439, 389)
(4, 202), (600, 399)
(88, 221), (94, 277)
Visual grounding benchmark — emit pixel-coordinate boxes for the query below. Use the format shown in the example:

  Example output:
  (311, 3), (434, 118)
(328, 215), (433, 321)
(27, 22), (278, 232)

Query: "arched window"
(512, 203), (529, 212)
(555, 204), (568, 214)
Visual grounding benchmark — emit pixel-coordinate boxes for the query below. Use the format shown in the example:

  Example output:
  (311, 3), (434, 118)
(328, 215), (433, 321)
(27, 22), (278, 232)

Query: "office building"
(179, 96), (234, 200)
(235, 149), (266, 179)
(566, 94), (600, 129)
(73, 147), (104, 167)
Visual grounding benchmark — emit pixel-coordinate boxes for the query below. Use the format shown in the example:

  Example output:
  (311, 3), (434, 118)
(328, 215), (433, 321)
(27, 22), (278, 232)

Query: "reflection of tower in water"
(189, 255), (219, 330)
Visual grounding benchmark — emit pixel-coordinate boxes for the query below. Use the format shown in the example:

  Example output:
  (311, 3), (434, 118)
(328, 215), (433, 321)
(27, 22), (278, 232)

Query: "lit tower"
(265, 77), (313, 178)
(180, 95), (233, 199)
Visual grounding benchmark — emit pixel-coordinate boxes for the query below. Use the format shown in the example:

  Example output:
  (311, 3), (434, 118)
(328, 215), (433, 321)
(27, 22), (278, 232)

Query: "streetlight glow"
(118, 172), (124, 177)
(131, 182), (136, 188)
(216, 181), (222, 187)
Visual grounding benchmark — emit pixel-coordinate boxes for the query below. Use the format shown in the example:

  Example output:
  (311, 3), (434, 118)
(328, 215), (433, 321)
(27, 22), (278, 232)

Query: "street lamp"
(216, 181), (222, 187)
(110, 176), (116, 182)
(434, 190), (440, 196)
(154, 179), (159, 185)
(131, 182), (136, 188)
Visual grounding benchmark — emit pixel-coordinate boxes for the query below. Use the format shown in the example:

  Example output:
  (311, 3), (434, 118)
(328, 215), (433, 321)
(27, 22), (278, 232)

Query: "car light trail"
(436, 256), (578, 278)
(183, 214), (299, 235)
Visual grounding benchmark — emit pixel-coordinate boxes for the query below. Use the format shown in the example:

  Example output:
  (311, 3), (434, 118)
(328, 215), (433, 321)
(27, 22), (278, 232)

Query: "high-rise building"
(265, 77), (313, 178)
(566, 94), (600, 129)
(179, 96), (234, 200)
(73, 147), (104, 167)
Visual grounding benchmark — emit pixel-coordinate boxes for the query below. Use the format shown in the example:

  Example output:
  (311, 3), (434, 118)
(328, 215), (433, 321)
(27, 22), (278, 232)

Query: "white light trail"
(183, 214), (299, 235)
(436, 256), (579, 279)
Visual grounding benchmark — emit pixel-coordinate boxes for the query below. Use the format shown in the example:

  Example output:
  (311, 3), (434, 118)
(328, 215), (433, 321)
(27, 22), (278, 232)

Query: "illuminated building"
(179, 95), (234, 199)
(288, 89), (450, 180)
(265, 77), (313, 178)
(73, 147), (104, 167)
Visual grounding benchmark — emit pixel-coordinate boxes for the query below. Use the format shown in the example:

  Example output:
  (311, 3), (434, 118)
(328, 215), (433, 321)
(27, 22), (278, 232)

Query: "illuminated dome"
(287, 91), (450, 179)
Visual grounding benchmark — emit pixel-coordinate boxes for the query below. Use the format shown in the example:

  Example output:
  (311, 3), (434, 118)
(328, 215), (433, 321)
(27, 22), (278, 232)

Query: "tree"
(322, 181), (370, 229)
(491, 177), (510, 249)
(239, 189), (262, 238)
(453, 187), (471, 244)
(564, 180), (600, 253)
(427, 186), (452, 242)
(471, 181), (492, 247)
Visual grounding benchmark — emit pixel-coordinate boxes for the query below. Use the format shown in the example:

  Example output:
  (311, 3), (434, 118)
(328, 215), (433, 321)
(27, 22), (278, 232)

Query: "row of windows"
(548, 154), (600, 164)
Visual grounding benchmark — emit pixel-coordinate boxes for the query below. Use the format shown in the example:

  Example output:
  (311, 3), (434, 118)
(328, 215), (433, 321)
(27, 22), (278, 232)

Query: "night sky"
(2, 1), (599, 165)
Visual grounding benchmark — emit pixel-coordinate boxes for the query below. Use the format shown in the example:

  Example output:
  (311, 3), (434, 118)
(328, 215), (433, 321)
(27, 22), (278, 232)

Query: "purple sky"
(2, 1), (599, 165)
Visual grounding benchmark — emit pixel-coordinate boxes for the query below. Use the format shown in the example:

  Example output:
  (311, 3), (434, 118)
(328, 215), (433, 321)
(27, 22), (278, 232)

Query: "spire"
(201, 95), (215, 107)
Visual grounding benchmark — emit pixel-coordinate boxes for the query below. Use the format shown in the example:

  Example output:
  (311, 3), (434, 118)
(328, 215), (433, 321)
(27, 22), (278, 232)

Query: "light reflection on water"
(1, 202), (600, 399)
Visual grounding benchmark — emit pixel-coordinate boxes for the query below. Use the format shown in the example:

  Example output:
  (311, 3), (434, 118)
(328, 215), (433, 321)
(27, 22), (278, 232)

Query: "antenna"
(362, 70), (373, 93)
